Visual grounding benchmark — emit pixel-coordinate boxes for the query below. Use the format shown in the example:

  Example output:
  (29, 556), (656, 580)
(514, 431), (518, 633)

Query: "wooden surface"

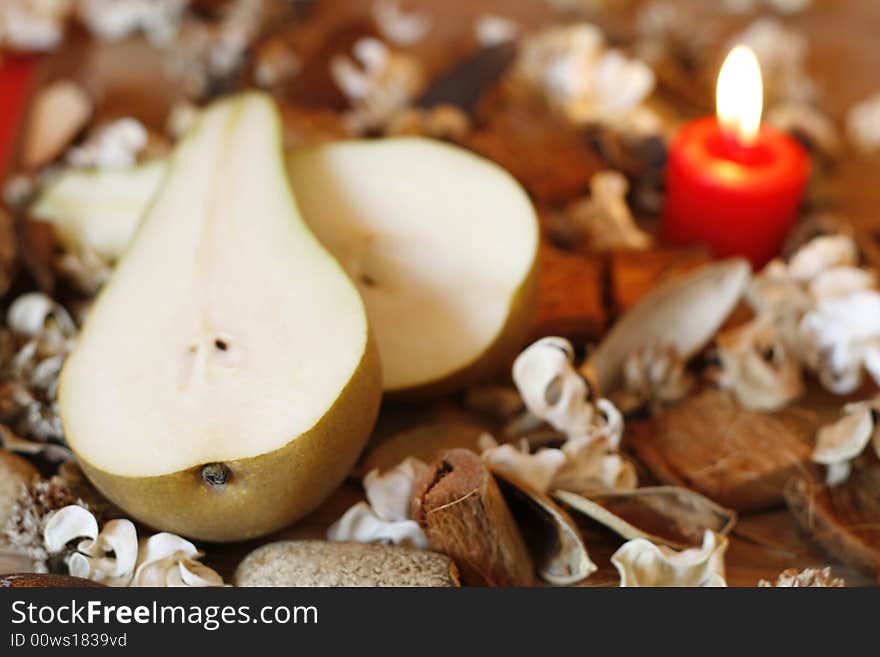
(6, 0), (880, 586)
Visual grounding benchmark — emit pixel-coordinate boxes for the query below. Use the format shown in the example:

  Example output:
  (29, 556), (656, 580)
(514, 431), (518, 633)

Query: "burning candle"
(662, 46), (810, 268)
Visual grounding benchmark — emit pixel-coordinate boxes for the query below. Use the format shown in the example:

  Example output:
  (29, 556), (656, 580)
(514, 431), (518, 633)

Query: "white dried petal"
(474, 14), (519, 48)
(516, 24), (654, 126)
(332, 37), (424, 133)
(482, 443), (567, 494)
(372, 0), (431, 47)
(76, 0), (187, 46)
(513, 337), (597, 438)
(363, 457), (429, 522)
(809, 267), (876, 301)
(131, 532), (224, 587)
(612, 530), (728, 587)
(716, 318), (803, 412)
(73, 518), (138, 586)
(734, 18), (815, 103)
(555, 435), (637, 492)
(766, 0), (811, 14)
(66, 118), (148, 169)
(788, 235), (858, 282)
(760, 566), (844, 587)
(8, 293), (55, 337)
(619, 342), (692, 412)
(847, 92), (880, 154)
(43, 504), (98, 553)
(326, 501), (428, 549)
(767, 102), (839, 157)
(0, 0), (71, 52)
(813, 400), (879, 485)
(800, 290), (880, 393)
(566, 171), (653, 253)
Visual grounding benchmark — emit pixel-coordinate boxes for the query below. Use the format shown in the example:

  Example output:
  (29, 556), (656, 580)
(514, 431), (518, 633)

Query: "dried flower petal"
(716, 317), (803, 412)
(759, 566), (844, 587)
(812, 399), (879, 485)
(616, 342), (692, 413)
(515, 24), (655, 127)
(481, 438), (567, 493)
(131, 533), (224, 587)
(0, 0), (71, 52)
(474, 14), (519, 48)
(327, 501), (428, 549)
(611, 530), (728, 587)
(328, 458), (430, 548)
(331, 37), (424, 133)
(66, 118), (148, 169)
(76, 0), (187, 45)
(562, 171), (653, 253)
(847, 92), (880, 154)
(372, 0), (431, 46)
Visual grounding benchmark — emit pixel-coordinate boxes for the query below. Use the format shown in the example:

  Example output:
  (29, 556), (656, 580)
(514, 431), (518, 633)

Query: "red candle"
(662, 46), (809, 269)
(0, 54), (40, 179)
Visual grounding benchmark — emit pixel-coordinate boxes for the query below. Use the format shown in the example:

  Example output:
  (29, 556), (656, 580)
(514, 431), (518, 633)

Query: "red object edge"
(0, 54), (40, 180)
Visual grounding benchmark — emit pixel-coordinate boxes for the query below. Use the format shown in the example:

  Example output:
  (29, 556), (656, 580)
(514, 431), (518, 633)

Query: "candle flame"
(716, 45), (763, 147)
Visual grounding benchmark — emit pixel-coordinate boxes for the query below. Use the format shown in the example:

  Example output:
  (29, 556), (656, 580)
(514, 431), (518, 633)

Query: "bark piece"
(609, 246), (711, 313)
(411, 449), (534, 586)
(466, 90), (603, 204)
(785, 461), (880, 580)
(0, 208), (18, 298)
(17, 218), (55, 294)
(535, 242), (605, 342)
(494, 472), (596, 585)
(630, 390), (815, 512)
(417, 42), (516, 112)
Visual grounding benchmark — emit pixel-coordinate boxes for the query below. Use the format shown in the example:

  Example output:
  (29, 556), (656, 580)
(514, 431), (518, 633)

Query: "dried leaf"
(554, 486), (736, 550)
(585, 259), (751, 395)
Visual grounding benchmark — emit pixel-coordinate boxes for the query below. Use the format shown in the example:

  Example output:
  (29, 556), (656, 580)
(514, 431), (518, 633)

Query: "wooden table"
(2, 0), (879, 586)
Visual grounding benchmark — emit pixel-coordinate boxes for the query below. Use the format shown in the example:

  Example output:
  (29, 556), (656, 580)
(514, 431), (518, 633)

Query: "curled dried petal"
(611, 530), (728, 587)
(326, 501), (428, 549)
(43, 505), (98, 553)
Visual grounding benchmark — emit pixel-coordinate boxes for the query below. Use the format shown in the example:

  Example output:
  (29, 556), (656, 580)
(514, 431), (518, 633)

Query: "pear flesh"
(287, 139), (539, 396)
(37, 138), (539, 397)
(59, 94), (381, 542)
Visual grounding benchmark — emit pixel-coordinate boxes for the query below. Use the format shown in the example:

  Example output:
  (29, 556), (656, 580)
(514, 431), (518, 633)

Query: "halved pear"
(35, 138), (540, 398)
(31, 159), (167, 260)
(287, 140), (539, 398)
(58, 93), (382, 542)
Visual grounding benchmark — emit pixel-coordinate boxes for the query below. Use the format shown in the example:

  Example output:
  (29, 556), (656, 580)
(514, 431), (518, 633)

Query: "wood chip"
(609, 246), (711, 313)
(535, 242), (605, 342)
(418, 42), (516, 112)
(465, 89), (603, 204)
(411, 448), (534, 586)
(785, 461), (880, 580)
(0, 208), (18, 298)
(21, 80), (92, 169)
(630, 389), (815, 512)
